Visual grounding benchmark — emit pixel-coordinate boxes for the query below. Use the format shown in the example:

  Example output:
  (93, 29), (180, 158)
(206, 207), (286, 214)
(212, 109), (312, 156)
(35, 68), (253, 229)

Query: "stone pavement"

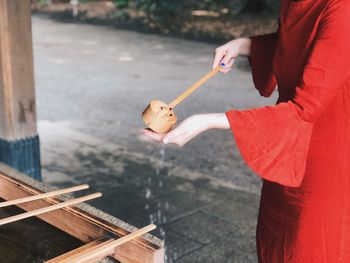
(39, 121), (260, 263)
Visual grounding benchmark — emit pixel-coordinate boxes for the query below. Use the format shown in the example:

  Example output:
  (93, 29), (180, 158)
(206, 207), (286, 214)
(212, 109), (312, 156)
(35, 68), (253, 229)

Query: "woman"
(143, 0), (350, 262)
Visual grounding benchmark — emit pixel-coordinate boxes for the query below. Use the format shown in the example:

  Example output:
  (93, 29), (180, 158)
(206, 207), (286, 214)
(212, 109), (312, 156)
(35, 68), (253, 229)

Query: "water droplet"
(145, 188), (152, 199)
(160, 149), (165, 156)
(157, 209), (162, 222)
(159, 227), (166, 238)
(149, 214), (154, 224)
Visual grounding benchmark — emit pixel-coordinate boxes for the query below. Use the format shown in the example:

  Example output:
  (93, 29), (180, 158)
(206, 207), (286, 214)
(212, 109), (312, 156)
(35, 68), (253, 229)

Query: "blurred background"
(29, 1), (279, 262)
(31, 0), (280, 42)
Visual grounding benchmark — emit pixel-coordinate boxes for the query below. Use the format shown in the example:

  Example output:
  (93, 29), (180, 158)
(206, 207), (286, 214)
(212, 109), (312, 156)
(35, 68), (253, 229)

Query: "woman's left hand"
(142, 113), (230, 147)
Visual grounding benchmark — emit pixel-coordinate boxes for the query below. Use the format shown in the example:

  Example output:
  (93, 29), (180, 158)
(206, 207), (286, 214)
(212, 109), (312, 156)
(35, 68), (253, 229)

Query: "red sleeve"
(249, 32), (278, 97)
(227, 0), (350, 187)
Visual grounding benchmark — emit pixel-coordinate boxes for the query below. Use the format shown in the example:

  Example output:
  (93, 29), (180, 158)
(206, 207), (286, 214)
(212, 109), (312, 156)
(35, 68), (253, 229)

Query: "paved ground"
(33, 15), (277, 263)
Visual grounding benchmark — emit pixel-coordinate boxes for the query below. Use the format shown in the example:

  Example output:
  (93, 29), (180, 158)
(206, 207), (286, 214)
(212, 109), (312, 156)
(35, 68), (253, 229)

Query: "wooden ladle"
(142, 65), (222, 133)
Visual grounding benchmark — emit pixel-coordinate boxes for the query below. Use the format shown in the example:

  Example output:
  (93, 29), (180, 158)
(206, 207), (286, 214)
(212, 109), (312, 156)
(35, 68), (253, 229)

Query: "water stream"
(144, 148), (173, 263)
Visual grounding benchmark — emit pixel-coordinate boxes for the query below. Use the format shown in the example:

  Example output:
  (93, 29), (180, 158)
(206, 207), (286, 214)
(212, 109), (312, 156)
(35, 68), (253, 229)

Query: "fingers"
(142, 129), (166, 142)
(141, 127), (187, 146)
(220, 52), (234, 71)
(172, 136), (191, 147)
(164, 132), (192, 147)
(213, 47), (236, 73)
(163, 126), (187, 144)
(212, 48), (226, 69)
(221, 57), (235, 74)
(143, 129), (194, 147)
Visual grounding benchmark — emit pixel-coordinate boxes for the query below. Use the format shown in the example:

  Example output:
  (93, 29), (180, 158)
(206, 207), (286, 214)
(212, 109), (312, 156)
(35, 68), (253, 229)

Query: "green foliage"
(37, 0), (49, 6)
(34, 0), (280, 35)
(114, 0), (129, 8)
(135, 0), (279, 15)
(135, 0), (205, 31)
(132, 0), (280, 33)
(135, 0), (221, 16)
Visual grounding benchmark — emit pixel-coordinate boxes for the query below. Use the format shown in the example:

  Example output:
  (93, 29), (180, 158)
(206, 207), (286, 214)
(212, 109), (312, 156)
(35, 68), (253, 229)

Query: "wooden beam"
(0, 0), (37, 140)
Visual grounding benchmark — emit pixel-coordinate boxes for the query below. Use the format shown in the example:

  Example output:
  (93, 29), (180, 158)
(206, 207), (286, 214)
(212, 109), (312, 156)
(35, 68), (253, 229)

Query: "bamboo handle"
(0, 184), (89, 208)
(168, 65), (221, 109)
(0, 193), (102, 226)
(71, 224), (157, 263)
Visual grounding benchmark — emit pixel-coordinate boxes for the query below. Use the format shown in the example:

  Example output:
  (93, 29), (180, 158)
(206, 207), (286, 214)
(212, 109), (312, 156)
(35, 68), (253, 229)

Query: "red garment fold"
(226, 103), (313, 187)
(249, 33), (278, 97)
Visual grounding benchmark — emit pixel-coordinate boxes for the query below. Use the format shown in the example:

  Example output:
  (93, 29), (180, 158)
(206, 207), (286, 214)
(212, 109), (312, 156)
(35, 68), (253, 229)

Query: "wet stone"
(201, 200), (259, 233)
(175, 232), (258, 263)
(166, 210), (239, 245)
(163, 228), (202, 262)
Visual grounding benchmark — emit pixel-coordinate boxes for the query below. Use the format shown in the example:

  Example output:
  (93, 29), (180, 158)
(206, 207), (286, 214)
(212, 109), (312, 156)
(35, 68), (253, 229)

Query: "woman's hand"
(142, 113), (230, 147)
(213, 37), (251, 73)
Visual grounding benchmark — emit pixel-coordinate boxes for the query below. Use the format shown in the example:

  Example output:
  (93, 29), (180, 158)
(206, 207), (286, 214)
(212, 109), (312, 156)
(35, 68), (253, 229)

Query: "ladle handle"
(168, 65), (221, 109)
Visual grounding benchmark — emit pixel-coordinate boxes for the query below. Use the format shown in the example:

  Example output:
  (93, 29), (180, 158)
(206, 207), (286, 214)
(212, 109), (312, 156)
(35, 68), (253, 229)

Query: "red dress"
(225, 0), (350, 262)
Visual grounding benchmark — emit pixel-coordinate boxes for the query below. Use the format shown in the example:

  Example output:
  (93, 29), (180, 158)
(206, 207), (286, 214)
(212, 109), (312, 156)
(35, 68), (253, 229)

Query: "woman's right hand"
(213, 37), (252, 73)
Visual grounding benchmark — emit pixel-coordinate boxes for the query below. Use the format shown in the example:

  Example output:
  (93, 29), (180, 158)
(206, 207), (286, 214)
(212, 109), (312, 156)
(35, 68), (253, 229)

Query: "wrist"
(200, 113), (230, 130)
(237, 38), (251, 56)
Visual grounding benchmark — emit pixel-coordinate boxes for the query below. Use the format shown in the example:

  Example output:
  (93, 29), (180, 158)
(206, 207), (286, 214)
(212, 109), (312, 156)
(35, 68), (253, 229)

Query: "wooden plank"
(0, 0), (37, 140)
(0, 171), (164, 263)
(46, 236), (114, 263)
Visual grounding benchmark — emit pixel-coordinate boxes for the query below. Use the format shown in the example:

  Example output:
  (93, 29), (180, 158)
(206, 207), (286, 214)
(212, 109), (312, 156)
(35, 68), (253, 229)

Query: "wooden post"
(0, 0), (41, 180)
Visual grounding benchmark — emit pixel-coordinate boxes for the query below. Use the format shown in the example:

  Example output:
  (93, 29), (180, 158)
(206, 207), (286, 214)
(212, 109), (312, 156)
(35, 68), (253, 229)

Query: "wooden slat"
(46, 236), (114, 263)
(72, 224), (156, 263)
(0, 170), (164, 263)
(0, 192), (102, 226)
(0, 184), (89, 208)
